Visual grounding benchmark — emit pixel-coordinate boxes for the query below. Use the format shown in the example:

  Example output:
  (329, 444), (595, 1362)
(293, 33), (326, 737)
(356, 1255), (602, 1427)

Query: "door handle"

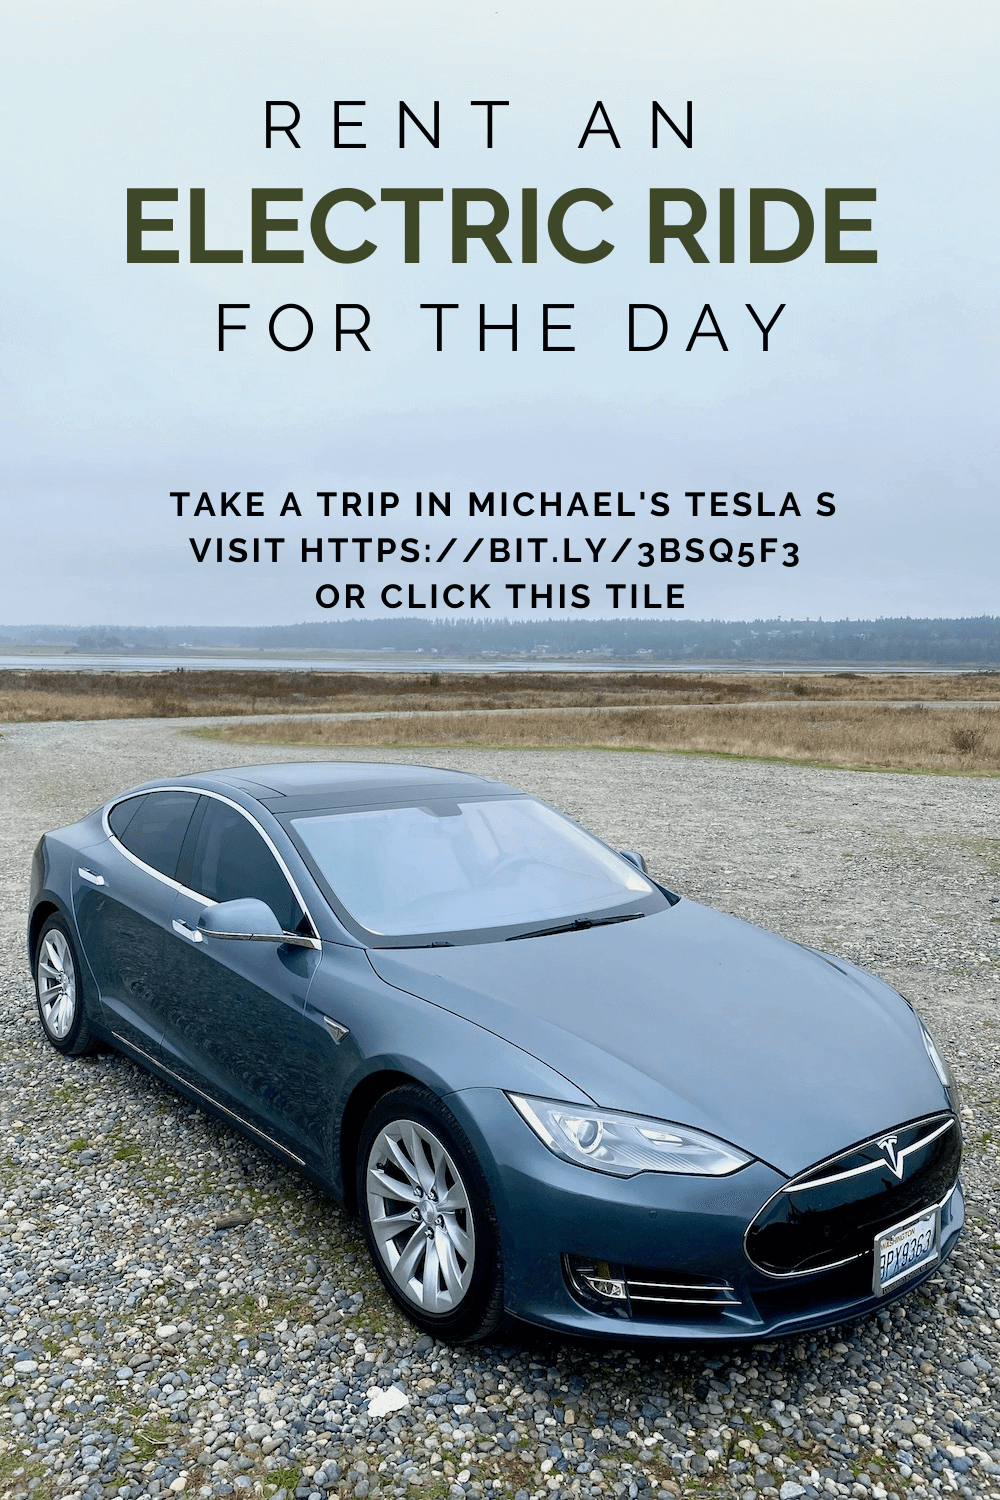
(78, 867), (106, 887)
(172, 918), (204, 944)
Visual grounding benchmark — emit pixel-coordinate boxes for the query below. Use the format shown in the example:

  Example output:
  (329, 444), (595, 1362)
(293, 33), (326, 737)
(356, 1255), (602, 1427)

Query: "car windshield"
(288, 796), (656, 939)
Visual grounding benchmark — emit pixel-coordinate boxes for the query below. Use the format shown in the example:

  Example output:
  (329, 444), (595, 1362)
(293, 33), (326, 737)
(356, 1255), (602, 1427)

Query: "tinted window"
(113, 791), (200, 880)
(188, 800), (303, 933)
(108, 794), (147, 840)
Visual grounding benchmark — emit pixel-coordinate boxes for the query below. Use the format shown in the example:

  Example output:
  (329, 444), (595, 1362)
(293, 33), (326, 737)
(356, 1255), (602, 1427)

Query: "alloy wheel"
(36, 926), (78, 1040)
(365, 1117), (476, 1313)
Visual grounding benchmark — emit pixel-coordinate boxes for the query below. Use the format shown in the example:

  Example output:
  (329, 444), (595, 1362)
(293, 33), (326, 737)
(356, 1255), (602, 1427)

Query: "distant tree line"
(2, 617), (1000, 665)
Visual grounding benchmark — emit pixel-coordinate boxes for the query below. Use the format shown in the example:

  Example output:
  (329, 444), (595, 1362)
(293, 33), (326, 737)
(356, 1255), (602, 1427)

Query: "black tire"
(357, 1083), (503, 1343)
(33, 915), (100, 1057)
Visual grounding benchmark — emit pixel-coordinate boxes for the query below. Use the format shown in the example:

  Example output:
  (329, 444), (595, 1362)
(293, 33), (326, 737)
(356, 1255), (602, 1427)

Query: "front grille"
(564, 1256), (740, 1320)
(746, 1113), (960, 1277)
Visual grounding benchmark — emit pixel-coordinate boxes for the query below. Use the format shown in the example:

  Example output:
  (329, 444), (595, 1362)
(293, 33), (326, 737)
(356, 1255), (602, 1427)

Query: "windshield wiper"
(507, 912), (644, 942)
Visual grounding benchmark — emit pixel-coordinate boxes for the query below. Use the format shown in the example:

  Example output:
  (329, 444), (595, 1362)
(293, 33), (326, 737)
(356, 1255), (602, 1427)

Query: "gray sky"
(2, 0), (997, 624)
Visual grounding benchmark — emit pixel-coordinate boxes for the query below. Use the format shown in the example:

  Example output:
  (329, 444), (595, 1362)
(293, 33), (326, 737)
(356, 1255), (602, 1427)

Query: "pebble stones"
(1, 722), (1000, 1500)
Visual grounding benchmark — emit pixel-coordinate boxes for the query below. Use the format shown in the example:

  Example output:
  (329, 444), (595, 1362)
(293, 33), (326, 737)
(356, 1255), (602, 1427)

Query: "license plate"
(874, 1207), (939, 1295)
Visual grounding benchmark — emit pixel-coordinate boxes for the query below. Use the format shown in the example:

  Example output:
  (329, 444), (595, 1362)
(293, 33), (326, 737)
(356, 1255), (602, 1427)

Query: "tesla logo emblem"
(877, 1134), (904, 1178)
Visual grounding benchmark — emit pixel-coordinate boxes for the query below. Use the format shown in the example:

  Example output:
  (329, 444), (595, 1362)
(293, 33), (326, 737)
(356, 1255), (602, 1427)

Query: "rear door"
(74, 790), (201, 1058)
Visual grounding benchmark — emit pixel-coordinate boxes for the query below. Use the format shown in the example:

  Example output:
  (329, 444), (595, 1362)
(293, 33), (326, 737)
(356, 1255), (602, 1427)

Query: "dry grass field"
(5, 666), (1000, 774)
(3, 666), (1000, 721)
(201, 699), (1000, 775)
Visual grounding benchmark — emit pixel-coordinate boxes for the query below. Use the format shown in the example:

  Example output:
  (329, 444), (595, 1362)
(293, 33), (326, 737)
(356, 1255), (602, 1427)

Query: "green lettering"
(649, 189), (708, 264)
(451, 189), (512, 264)
(380, 188), (444, 263)
(311, 188), (377, 263)
(126, 188), (179, 263)
(547, 188), (614, 263)
(825, 188), (877, 263)
(251, 188), (304, 263)
(189, 189), (242, 263)
(749, 189), (814, 263)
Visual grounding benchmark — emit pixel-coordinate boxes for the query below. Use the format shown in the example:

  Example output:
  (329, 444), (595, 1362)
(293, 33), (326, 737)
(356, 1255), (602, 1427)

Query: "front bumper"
(449, 1087), (964, 1343)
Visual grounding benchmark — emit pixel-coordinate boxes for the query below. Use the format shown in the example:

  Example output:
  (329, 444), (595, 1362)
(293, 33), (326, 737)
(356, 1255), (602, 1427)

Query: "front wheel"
(357, 1084), (503, 1342)
(34, 916), (99, 1056)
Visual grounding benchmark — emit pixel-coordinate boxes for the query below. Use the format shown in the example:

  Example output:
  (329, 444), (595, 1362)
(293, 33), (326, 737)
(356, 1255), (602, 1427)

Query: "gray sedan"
(28, 761), (963, 1343)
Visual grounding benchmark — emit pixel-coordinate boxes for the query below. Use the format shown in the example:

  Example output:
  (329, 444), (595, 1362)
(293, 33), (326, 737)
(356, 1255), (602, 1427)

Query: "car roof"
(185, 761), (519, 806)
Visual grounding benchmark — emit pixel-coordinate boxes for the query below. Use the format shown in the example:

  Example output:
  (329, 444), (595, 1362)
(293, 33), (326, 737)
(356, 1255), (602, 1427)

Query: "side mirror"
(197, 898), (317, 949)
(618, 850), (648, 874)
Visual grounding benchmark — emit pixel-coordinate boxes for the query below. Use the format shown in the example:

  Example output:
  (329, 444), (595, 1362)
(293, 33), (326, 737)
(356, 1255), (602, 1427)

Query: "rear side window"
(187, 799), (304, 933)
(111, 791), (200, 881)
(107, 795), (146, 840)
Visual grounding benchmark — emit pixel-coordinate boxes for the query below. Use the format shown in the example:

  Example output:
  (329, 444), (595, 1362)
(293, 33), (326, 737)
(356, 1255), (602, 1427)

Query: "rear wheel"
(34, 916), (99, 1056)
(357, 1084), (503, 1342)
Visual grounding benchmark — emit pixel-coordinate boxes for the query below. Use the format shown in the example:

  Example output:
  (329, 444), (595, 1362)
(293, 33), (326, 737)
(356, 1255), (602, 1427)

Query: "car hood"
(367, 899), (949, 1177)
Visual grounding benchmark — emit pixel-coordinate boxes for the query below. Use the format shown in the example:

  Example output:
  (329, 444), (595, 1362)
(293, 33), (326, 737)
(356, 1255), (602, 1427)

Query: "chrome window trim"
(744, 1113), (958, 1280)
(102, 787), (321, 949)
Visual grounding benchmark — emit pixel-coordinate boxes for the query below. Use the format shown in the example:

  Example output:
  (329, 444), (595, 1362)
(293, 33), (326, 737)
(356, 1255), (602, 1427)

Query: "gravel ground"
(1, 717), (999, 1500)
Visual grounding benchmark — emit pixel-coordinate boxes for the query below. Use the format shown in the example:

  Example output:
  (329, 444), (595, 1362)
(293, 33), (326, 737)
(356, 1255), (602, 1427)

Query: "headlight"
(507, 1094), (752, 1178)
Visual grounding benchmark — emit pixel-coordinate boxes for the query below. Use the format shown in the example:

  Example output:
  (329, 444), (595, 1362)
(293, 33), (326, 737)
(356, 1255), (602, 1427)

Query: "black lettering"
(336, 304), (371, 351)
(420, 302), (459, 350)
(265, 101), (300, 148)
(542, 303), (574, 351)
(480, 303), (517, 351)
(746, 302), (786, 351)
(269, 303), (313, 351)
(399, 101), (439, 148)
(577, 101), (620, 148)
(470, 100), (509, 147)
(651, 100), (692, 148)
(334, 101), (365, 148)
(218, 303), (249, 352)
(685, 304), (728, 351)
(629, 303), (667, 351)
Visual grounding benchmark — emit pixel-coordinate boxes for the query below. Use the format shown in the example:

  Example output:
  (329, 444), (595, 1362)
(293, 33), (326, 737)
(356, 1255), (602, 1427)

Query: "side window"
(188, 800), (304, 933)
(108, 794), (146, 840)
(111, 791), (200, 881)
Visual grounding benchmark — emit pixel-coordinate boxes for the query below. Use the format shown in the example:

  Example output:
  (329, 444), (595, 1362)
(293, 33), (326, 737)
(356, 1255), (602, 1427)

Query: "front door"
(158, 795), (336, 1167)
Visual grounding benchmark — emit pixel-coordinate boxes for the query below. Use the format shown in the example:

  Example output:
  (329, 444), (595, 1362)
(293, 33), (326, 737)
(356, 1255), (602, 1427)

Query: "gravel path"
(1, 718), (999, 1500)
